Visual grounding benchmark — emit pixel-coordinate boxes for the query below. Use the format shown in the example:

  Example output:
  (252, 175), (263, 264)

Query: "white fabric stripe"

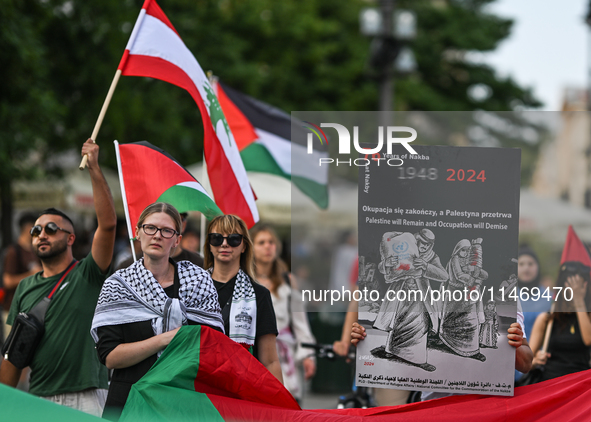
(253, 129), (291, 174)
(129, 14), (257, 220)
(125, 9), (147, 52)
(291, 141), (329, 184)
(253, 129), (328, 185)
(176, 181), (213, 198)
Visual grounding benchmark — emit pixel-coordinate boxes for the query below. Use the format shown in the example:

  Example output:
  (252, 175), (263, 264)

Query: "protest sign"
(356, 145), (520, 396)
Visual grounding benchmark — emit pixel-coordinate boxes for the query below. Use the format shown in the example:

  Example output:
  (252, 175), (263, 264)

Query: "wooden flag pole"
(541, 302), (556, 353)
(79, 69), (123, 169)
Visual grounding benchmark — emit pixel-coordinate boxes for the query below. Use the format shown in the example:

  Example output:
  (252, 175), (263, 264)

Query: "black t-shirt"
(213, 273), (278, 360)
(543, 313), (591, 382)
(96, 262), (218, 420)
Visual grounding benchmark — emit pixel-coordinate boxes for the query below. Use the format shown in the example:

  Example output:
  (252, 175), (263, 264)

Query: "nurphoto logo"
(304, 123), (418, 167)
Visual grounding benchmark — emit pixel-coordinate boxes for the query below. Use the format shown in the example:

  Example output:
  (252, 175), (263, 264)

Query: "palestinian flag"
(3, 326), (591, 421)
(120, 325), (299, 422)
(215, 81), (329, 209)
(115, 141), (222, 233)
(114, 325), (591, 421)
(117, 0), (259, 227)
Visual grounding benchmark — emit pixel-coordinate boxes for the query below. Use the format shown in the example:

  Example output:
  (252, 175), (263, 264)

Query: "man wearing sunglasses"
(0, 139), (117, 416)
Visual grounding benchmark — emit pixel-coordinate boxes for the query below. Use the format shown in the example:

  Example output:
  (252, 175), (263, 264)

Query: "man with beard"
(0, 139), (116, 416)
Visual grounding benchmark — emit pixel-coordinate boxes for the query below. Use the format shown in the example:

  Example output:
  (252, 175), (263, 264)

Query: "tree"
(0, 0), (542, 247)
(0, 0), (62, 245)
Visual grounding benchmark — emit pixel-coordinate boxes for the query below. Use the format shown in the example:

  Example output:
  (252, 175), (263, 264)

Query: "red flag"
(560, 225), (591, 267)
(117, 0), (259, 227)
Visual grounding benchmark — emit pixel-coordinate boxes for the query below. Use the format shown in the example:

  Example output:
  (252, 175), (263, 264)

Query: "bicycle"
(301, 342), (377, 409)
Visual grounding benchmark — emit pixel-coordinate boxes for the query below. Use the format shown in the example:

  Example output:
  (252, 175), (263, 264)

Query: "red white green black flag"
(115, 141), (222, 234)
(215, 81), (329, 209)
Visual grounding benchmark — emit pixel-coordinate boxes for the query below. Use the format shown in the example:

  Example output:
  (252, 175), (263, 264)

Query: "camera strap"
(28, 259), (78, 324)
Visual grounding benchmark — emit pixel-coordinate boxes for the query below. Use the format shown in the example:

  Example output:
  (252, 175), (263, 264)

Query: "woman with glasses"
(204, 215), (283, 383)
(91, 203), (223, 421)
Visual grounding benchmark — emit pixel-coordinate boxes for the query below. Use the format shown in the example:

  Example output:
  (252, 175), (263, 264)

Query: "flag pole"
(199, 71), (219, 254)
(114, 140), (137, 262)
(80, 2), (149, 169)
(199, 157), (209, 254)
(79, 69), (123, 169)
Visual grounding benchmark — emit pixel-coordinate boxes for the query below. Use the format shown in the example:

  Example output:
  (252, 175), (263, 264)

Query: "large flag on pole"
(115, 141), (222, 233)
(215, 81), (329, 209)
(117, 0), (259, 227)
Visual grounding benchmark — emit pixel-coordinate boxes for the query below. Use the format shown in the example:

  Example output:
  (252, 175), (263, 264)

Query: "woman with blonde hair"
(204, 215), (283, 382)
(92, 202), (223, 420)
(251, 224), (316, 403)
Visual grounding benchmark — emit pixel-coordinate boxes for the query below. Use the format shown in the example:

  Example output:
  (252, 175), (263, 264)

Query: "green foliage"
(1, 0), (544, 244)
(0, 0), (62, 181)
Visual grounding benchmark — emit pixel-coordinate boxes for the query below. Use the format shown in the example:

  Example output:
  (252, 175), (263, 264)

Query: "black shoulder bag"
(2, 260), (77, 369)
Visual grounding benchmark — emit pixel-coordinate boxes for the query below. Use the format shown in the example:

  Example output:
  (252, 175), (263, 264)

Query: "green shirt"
(7, 254), (109, 396)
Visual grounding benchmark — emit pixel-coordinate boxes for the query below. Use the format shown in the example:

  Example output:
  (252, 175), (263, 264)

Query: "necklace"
(571, 324), (576, 335)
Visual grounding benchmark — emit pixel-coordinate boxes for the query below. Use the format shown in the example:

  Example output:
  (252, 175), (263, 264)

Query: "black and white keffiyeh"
(227, 269), (257, 348)
(91, 259), (224, 354)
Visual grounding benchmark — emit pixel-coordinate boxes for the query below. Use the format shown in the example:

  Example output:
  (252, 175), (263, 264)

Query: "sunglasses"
(30, 222), (71, 237)
(208, 233), (243, 247)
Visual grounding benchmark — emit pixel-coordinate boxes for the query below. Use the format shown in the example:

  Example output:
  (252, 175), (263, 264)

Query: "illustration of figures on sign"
(370, 229), (448, 372)
(479, 300), (499, 349)
(436, 238), (488, 362)
(496, 273), (518, 302)
(365, 233), (499, 370)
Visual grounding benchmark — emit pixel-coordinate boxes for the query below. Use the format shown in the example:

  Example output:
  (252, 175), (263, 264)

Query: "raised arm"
(82, 139), (117, 272)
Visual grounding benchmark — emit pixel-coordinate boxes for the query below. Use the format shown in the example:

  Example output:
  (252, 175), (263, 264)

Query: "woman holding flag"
(91, 202), (224, 420)
(204, 215), (283, 383)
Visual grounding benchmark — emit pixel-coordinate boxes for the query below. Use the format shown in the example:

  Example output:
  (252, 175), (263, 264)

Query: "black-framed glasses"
(208, 233), (243, 247)
(30, 222), (71, 237)
(141, 224), (179, 239)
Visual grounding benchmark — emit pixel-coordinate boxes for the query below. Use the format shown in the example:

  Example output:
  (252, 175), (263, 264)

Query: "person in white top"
(251, 224), (316, 403)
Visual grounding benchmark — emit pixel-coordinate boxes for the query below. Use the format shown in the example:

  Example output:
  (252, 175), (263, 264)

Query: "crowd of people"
(0, 139), (590, 419)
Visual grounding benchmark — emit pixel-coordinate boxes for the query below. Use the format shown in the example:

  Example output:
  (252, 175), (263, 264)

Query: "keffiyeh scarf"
(91, 259), (224, 355)
(225, 269), (257, 349)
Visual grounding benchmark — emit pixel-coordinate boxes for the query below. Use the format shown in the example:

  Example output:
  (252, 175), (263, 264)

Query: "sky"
(484, 0), (589, 110)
